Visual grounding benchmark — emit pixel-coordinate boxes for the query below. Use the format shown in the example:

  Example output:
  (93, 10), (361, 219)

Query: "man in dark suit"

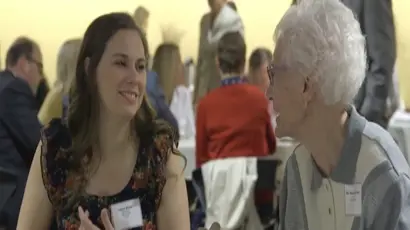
(292, 0), (396, 128)
(0, 37), (43, 229)
(35, 77), (50, 109)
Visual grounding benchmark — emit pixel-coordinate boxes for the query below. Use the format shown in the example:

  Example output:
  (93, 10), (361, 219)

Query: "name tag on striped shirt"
(344, 183), (362, 216)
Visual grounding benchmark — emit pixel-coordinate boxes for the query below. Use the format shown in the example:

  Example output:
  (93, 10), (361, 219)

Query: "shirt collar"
(221, 76), (244, 86)
(311, 105), (367, 190)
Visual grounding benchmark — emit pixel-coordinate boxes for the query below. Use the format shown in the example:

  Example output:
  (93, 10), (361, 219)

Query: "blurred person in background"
(248, 48), (276, 128)
(35, 77), (50, 109)
(272, 1), (410, 229)
(169, 59), (196, 139)
(133, 6), (151, 65)
(248, 48), (272, 93)
(196, 31), (276, 227)
(38, 38), (82, 125)
(193, 0), (244, 106)
(133, 7), (180, 137)
(133, 6), (150, 35)
(227, 1), (237, 12)
(152, 43), (183, 106)
(148, 26), (183, 137)
(17, 13), (189, 230)
(0, 37), (43, 229)
(152, 42), (195, 139)
(146, 68), (180, 139)
(349, 0), (396, 128)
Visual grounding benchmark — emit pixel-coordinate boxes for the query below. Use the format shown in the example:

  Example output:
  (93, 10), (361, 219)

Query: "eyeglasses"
(27, 57), (44, 75)
(267, 63), (275, 84)
(267, 63), (290, 85)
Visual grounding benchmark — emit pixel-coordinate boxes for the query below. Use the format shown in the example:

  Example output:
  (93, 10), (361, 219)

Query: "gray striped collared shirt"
(279, 106), (410, 230)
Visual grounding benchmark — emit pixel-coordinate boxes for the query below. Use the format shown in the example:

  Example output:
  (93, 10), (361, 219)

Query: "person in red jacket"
(195, 31), (276, 228)
(196, 31), (276, 167)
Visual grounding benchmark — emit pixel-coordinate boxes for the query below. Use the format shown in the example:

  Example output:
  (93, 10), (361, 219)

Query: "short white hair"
(274, 0), (366, 105)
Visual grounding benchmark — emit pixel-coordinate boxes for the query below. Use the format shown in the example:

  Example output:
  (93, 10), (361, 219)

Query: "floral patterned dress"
(41, 119), (171, 230)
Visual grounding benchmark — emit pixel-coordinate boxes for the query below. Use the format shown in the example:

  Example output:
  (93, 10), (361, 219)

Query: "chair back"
(255, 158), (281, 190)
(192, 168), (206, 210)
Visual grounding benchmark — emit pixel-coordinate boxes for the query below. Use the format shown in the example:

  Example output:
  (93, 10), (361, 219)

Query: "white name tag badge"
(110, 198), (143, 230)
(344, 183), (362, 216)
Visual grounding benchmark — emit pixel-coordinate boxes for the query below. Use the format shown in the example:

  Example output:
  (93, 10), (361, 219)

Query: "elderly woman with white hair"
(270, 0), (410, 230)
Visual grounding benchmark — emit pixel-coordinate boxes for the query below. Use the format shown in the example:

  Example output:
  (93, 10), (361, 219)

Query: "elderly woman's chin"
(274, 124), (287, 138)
(274, 118), (295, 139)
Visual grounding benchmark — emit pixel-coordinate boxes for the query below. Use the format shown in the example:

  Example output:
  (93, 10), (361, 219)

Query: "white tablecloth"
(388, 110), (410, 163)
(178, 138), (296, 180)
(178, 138), (196, 179)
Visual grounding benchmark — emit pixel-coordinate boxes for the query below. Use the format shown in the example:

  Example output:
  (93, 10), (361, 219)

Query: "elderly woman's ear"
(302, 76), (315, 100)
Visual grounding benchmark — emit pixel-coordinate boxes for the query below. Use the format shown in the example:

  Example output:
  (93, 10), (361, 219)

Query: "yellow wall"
(393, 0), (410, 106)
(0, 0), (409, 103)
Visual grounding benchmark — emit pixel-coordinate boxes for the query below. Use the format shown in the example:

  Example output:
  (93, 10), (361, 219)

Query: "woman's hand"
(78, 206), (114, 230)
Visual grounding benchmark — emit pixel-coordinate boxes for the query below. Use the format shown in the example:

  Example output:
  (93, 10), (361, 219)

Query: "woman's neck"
(97, 111), (134, 160)
(246, 71), (257, 84)
(296, 106), (348, 176)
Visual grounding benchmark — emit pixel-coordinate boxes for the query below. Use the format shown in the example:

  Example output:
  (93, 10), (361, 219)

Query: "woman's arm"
(17, 142), (53, 230)
(157, 153), (190, 230)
